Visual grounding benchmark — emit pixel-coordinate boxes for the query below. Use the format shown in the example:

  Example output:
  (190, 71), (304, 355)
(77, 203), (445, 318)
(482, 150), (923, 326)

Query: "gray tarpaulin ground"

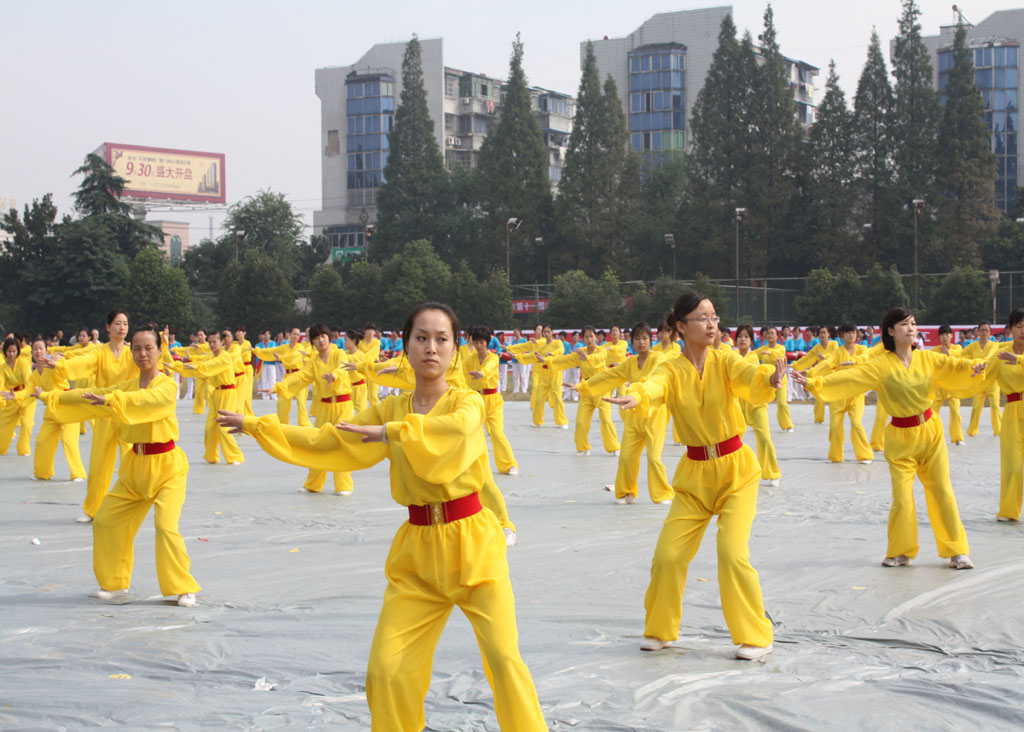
(2, 397), (1023, 731)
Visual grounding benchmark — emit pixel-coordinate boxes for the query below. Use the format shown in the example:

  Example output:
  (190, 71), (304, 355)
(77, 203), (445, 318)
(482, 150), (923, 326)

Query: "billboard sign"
(97, 143), (226, 204)
(332, 246), (364, 263)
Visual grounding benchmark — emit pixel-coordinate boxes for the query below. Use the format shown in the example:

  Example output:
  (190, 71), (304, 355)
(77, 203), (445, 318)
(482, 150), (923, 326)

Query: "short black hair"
(881, 307), (916, 352)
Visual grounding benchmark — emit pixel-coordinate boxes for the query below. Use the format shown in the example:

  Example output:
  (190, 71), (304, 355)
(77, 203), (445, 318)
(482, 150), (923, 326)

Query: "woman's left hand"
(82, 392), (106, 406)
(772, 358), (785, 389)
(336, 422), (386, 443)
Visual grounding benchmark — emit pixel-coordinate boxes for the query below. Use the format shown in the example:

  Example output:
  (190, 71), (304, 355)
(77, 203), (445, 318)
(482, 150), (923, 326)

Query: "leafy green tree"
(475, 34), (552, 283)
(448, 261), (513, 328)
(223, 190), (306, 286)
(982, 217), (1024, 271)
(308, 263), (346, 324)
(806, 62), (860, 269)
(891, 0), (941, 273)
(924, 266), (990, 323)
(627, 156), (687, 280)
(934, 23), (1000, 268)
(545, 269), (623, 327)
(626, 276), (692, 326)
(181, 239), (229, 293)
(127, 247), (194, 333)
(218, 250), (296, 334)
(852, 30), (899, 266)
(0, 195), (60, 317)
(859, 263), (910, 323)
(338, 260), (386, 328)
(745, 6), (804, 278)
(556, 43), (633, 276)
(381, 239), (452, 324)
(375, 35), (449, 260)
(795, 267), (863, 324)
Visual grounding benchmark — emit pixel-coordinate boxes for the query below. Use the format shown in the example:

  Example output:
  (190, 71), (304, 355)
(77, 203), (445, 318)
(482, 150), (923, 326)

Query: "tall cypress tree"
(934, 23), (999, 267)
(806, 61), (860, 268)
(375, 35), (447, 260)
(475, 34), (552, 283)
(556, 43), (632, 276)
(891, 0), (940, 273)
(852, 30), (898, 266)
(745, 4), (804, 278)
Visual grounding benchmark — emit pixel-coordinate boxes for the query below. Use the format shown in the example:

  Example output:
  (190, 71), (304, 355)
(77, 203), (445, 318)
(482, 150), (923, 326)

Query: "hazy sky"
(2, 1), (1009, 240)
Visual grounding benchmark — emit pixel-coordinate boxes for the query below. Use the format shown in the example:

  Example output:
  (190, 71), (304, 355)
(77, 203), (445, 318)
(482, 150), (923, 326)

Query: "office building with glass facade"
(921, 11), (1024, 212)
(586, 6), (817, 159)
(315, 39), (574, 259)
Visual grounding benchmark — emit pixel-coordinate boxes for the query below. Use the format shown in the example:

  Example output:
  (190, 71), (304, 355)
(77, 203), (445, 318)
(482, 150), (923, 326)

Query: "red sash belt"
(321, 394), (352, 403)
(234, 372), (245, 378)
(133, 440), (175, 455)
(687, 434), (743, 461)
(542, 365), (549, 369)
(285, 368), (299, 374)
(1007, 392), (1022, 403)
(12, 385), (24, 392)
(481, 387), (498, 395)
(408, 492), (482, 526)
(217, 384), (236, 390)
(891, 408), (932, 428)
(352, 379), (366, 386)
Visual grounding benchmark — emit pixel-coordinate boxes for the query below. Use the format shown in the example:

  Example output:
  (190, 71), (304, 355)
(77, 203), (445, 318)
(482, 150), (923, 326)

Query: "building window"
(628, 47), (686, 158)
(326, 130), (340, 157)
(345, 73), (395, 189)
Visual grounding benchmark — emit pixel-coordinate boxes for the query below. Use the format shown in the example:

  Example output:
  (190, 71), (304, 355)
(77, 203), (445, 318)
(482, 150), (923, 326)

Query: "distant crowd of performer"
(3, 300), (1023, 732)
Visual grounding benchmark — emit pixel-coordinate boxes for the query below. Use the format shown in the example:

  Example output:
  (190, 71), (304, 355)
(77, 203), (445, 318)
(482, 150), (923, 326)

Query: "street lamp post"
(989, 269), (1001, 323)
(664, 233), (676, 279)
(234, 231), (246, 261)
(364, 224), (376, 262)
(912, 198), (924, 310)
(734, 208), (747, 322)
(535, 237), (549, 285)
(359, 208), (370, 261)
(506, 217), (522, 283)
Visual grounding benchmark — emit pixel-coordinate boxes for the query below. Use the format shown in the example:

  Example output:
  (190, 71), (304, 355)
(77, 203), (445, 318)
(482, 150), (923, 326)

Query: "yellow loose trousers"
(644, 445), (773, 646)
(529, 368), (567, 427)
(204, 387), (244, 464)
(776, 388), (794, 431)
(740, 401), (780, 480)
(574, 393), (620, 453)
(998, 400), (1024, 520)
(365, 509), (547, 732)
(813, 396), (826, 423)
(883, 415), (969, 559)
(276, 384), (311, 427)
(192, 376), (207, 414)
(967, 385), (1001, 436)
(482, 392), (517, 473)
(304, 399), (354, 493)
(34, 415), (86, 481)
(827, 395), (873, 463)
(0, 398), (35, 456)
(613, 407), (672, 503)
(870, 398), (888, 451)
(92, 446), (201, 597)
(931, 396), (964, 443)
(83, 417), (127, 518)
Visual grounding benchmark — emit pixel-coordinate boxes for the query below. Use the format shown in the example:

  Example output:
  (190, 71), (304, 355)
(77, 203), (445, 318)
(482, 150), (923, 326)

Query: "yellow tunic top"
(43, 373), (180, 444)
(805, 349), (987, 418)
(548, 347), (610, 380)
(253, 342), (311, 372)
(809, 343), (869, 377)
(372, 355), (468, 391)
(53, 343), (138, 389)
(755, 343), (786, 367)
(188, 351), (236, 388)
(652, 341), (682, 354)
(792, 341), (838, 371)
(1, 358), (31, 391)
(932, 344), (963, 400)
(276, 347), (354, 401)
(601, 339), (629, 366)
(358, 338), (382, 363)
(463, 351), (500, 392)
(237, 338), (254, 368)
(242, 388), (491, 508)
(578, 351), (665, 399)
(963, 339), (1000, 361)
(978, 349), (1024, 395)
(11, 365), (72, 411)
(629, 348), (777, 446)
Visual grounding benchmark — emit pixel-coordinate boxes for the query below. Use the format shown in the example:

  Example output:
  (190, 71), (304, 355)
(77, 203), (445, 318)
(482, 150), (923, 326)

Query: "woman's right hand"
(604, 395), (638, 410)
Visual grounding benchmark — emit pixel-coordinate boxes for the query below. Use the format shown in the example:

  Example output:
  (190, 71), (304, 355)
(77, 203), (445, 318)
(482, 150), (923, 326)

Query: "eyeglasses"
(684, 316), (720, 326)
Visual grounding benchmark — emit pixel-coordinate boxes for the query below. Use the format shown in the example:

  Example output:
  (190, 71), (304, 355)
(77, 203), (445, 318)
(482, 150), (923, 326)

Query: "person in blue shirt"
(332, 326), (345, 350)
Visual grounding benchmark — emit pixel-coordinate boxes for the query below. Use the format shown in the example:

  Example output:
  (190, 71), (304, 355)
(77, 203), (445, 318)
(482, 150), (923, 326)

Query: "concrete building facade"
(314, 39), (574, 259)
(920, 10), (1024, 212)
(584, 6), (817, 157)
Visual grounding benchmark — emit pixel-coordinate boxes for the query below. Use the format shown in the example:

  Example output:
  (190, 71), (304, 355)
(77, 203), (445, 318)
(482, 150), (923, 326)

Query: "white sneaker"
(577, 450), (591, 456)
(640, 636), (671, 651)
(613, 494), (636, 505)
(949, 554), (974, 570)
(503, 527), (518, 547)
(92, 588), (132, 603)
(558, 424), (568, 430)
(71, 477), (85, 482)
(76, 514), (93, 524)
(881, 555), (912, 567)
(335, 490), (353, 495)
(611, 450), (620, 456)
(858, 460), (873, 465)
(735, 643), (773, 660)
(997, 515), (1014, 522)
(506, 466), (519, 476)
(782, 428), (795, 433)
(603, 484), (614, 491)
(657, 499), (673, 505)
(227, 461), (242, 466)
(177, 593), (197, 607)
(767, 479), (780, 487)
(954, 440), (966, 446)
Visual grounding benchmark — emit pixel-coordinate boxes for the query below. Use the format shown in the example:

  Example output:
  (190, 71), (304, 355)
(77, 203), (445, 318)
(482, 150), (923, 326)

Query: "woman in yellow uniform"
(464, 326), (518, 476)
(964, 320), (1002, 437)
(755, 325), (794, 431)
(177, 330), (243, 465)
(606, 293), (784, 661)
(982, 308), (1024, 521)
(217, 303), (547, 732)
(577, 323), (671, 505)
(0, 338), (35, 456)
(173, 330), (210, 414)
(807, 322), (874, 464)
(1, 337), (86, 481)
(40, 325), (200, 608)
(551, 325), (620, 456)
(733, 324), (781, 486)
(791, 326), (837, 424)
(932, 324), (966, 446)
(507, 326), (568, 428)
(653, 319), (686, 445)
(359, 323), (383, 406)
(268, 324), (355, 494)
(233, 325), (256, 417)
(51, 310), (138, 523)
(253, 327), (312, 426)
(792, 307), (984, 570)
